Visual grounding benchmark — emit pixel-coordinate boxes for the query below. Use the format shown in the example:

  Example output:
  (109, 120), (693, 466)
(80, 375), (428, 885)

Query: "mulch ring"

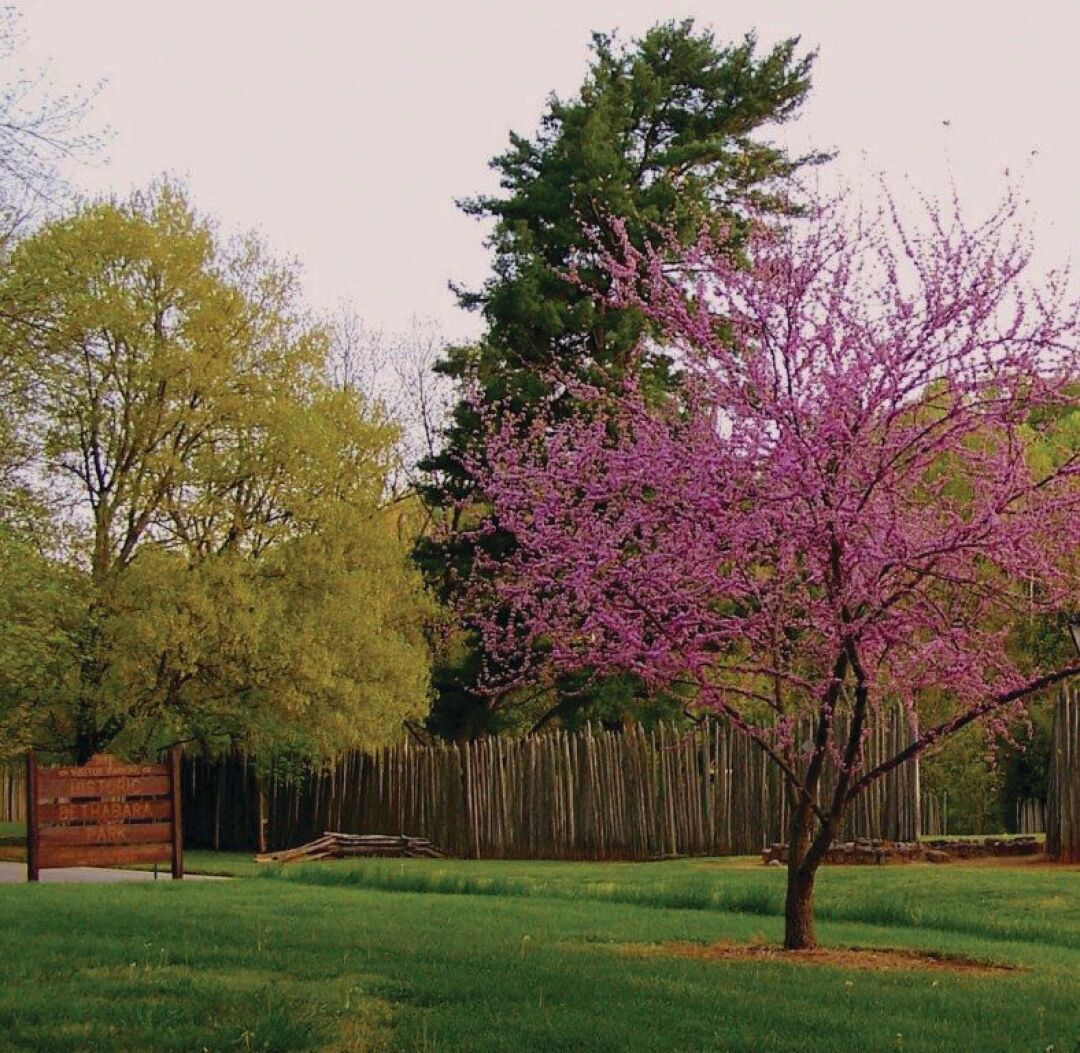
(614, 940), (1018, 975)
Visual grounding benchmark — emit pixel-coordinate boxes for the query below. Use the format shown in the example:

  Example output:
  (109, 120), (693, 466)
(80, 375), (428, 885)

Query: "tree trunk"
(73, 718), (97, 765)
(784, 797), (822, 950)
(256, 776), (268, 855)
(784, 860), (819, 950)
(213, 758), (224, 852)
(73, 600), (110, 763)
(73, 704), (124, 764)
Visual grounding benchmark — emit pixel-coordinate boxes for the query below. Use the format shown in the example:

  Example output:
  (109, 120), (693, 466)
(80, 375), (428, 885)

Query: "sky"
(17, 1), (1080, 342)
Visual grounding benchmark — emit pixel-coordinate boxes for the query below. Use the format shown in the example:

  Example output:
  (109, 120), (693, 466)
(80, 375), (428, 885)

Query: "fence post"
(1047, 685), (1078, 863)
(25, 752), (38, 882)
(169, 746), (184, 880)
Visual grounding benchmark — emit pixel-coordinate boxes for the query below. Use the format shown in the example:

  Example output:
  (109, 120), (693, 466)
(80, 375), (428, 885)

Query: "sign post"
(25, 752), (184, 881)
(168, 746), (183, 880)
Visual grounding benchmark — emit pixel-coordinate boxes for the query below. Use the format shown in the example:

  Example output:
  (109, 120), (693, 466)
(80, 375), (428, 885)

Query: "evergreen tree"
(421, 20), (824, 736)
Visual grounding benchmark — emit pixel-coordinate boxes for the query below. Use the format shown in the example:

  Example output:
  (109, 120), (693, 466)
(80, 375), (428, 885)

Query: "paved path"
(0, 861), (226, 883)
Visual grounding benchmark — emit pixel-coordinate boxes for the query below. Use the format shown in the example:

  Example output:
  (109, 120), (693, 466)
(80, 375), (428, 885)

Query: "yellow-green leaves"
(0, 182), (433, 762)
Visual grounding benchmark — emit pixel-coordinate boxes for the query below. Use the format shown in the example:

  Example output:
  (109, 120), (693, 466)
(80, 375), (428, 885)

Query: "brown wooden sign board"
(26, 749), (183, 881)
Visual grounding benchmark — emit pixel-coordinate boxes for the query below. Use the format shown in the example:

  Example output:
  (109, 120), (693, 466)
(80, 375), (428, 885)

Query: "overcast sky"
(19, 1), (1080, 341)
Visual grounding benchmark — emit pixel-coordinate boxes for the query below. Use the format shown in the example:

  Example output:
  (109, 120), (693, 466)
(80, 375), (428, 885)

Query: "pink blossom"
(461, 193), (1080, 946)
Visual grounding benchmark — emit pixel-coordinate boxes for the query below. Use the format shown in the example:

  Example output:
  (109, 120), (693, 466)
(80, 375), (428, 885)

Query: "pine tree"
(420, 20), (825, 737)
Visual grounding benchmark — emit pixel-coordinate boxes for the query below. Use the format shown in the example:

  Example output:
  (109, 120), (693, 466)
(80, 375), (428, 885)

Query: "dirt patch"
(617, 940), (1017, 975)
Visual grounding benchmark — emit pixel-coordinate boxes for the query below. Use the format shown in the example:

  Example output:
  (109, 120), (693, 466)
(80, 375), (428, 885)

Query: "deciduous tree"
(0, 183), (432, 763)
(0, 7), (103, 227)
(466, 194), (1080, 948)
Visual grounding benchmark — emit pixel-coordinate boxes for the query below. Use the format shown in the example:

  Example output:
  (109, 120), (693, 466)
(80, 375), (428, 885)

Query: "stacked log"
(761, 836), (1042, 866)
(255, 832), (447, 864)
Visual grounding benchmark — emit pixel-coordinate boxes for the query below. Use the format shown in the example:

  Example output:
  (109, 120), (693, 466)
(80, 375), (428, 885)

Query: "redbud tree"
(465, 194), (1080, 949)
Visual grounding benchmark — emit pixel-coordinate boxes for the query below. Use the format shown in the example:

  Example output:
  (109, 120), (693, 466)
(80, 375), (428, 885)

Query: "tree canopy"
(465, 194), (1080, 947)
(0, 183), (432, 763)
(421, 20), (824, 736)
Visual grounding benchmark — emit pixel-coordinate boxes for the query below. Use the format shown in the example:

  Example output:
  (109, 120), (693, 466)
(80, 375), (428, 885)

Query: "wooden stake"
(25, 752), (38, 882)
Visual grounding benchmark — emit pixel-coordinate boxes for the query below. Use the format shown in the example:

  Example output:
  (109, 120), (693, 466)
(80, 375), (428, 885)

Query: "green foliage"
(0, 529), (84, 755)
(913, 387), (1080, 829)
(422, 21), (823, 735)
(998, 700), (1054, 831)
(424, 654), (689, 740)
(918, 725), (1003, 835)
(0, 182), (433, 763)
(453, 23), (820, 372)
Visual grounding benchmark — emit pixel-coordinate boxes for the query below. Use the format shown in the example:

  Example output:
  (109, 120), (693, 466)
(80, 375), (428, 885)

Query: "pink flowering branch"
(460, 191), (1079, 948)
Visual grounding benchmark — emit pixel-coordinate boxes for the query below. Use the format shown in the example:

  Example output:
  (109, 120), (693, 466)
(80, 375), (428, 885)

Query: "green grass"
(180, 849), (264, 878)
(125, 850), (264, 878)
(264, 855), (1078, 949)
(0, 827), (262, 878)
(0, 857), (1076, 1052)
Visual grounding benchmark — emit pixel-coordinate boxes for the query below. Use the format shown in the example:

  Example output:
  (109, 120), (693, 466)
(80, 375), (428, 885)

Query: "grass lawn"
(0, 855), (1076, 1052)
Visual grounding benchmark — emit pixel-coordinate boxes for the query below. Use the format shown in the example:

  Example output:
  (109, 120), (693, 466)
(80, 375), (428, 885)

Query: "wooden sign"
(26, 749), (183, 881)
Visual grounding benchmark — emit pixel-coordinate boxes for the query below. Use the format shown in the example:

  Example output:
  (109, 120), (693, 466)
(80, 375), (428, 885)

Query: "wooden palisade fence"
(183, 711), (919, 859)
(1, 764), (25, 823)
(9, 693), (1075, 860)
(1046, 684), (1079, 863)
(1015, 798), (1046, 836)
